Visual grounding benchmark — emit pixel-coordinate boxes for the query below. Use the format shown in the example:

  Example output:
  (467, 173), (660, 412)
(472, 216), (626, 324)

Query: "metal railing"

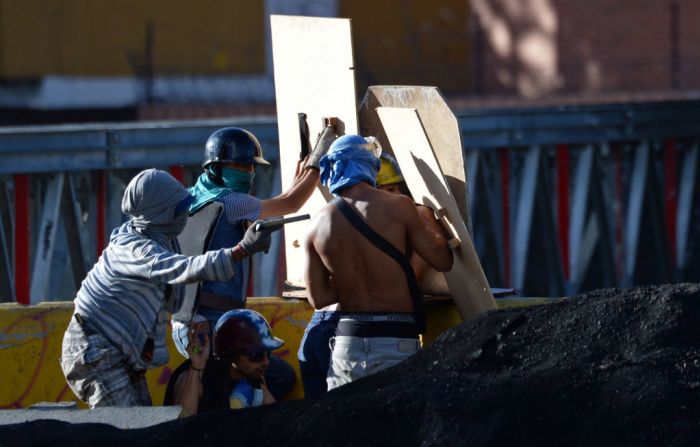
(461, 99), (700, 296)
(1, 99), (699, 302)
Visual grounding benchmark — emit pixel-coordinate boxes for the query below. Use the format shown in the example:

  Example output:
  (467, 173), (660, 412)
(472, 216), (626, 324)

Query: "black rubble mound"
(3, 284), (700, 447)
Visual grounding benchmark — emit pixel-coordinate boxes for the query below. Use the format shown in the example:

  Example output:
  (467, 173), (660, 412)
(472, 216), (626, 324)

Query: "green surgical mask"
(221, 167), (255, 193)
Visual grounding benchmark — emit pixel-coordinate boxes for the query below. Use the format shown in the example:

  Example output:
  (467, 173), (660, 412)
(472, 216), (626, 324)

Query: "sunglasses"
(247, 351), (271, 362)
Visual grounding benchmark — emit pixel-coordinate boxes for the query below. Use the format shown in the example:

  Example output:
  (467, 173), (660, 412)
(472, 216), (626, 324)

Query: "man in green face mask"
(171, 126), (337, 402)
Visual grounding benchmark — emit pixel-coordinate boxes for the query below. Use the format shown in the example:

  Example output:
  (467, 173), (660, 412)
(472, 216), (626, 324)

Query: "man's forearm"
(261, 382), (275, 405)
(260, 169), (319, 218)
(286, 168), (319, 202)
(174, 369), (203, 417)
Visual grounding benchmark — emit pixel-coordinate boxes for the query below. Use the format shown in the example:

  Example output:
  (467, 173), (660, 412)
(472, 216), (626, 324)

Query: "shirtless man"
(304, 134), (453, 390)
(376, 152), (450, 293)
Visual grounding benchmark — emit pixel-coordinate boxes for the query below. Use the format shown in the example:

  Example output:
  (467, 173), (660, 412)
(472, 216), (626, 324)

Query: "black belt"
(341, 312), (415, 323)
(336, 320), (418, 339)
(332, 197), (426, 334)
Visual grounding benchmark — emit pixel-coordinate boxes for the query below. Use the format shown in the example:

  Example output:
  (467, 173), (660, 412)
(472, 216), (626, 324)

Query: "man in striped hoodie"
(60, 168), (275, 408)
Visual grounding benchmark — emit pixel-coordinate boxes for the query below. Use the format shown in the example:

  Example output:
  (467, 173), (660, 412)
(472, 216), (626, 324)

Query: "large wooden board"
(271, 15), (358, 287)
(359, 86), (471, 231)
(377, 107), (496, 320)
(360, 86), (469, 296)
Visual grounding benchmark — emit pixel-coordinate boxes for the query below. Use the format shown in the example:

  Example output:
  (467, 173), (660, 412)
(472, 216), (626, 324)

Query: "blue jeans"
(297, 310), (341, 398)
(326, 335), (420, 391)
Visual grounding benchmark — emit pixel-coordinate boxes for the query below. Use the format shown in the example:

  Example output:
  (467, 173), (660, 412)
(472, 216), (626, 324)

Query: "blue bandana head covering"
(319, 135), (381, 195)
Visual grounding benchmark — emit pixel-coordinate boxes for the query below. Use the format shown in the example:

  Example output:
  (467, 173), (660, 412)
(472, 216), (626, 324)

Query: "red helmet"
(213, 309), (284, 359)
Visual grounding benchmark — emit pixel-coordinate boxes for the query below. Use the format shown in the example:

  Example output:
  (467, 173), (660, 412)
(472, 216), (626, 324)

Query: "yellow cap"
(376, 153), (404, 186)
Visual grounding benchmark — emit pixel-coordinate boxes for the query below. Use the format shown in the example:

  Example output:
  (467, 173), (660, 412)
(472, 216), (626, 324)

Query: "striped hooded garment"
(73, 169), (237, 370)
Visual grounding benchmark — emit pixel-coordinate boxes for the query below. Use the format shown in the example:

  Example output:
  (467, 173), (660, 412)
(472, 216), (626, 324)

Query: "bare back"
(304, 182), (452, 312)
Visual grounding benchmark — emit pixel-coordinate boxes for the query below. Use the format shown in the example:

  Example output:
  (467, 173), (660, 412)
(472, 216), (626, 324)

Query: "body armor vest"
(172, 201), (224, 323)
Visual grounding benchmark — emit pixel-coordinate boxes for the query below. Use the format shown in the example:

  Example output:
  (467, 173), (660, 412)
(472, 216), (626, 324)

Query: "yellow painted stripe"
(0, 297), (549, 408)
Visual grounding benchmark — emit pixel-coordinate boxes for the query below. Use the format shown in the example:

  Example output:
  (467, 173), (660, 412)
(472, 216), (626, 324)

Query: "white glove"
(307, 126), (338, 170)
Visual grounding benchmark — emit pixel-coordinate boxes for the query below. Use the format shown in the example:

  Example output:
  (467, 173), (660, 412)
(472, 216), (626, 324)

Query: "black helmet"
(203, 127), (270, 185)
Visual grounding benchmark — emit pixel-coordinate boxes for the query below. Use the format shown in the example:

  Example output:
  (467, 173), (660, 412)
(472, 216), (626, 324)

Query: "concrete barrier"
(0, 298), (316, 408)
(0, 405), (182, 428)
(0, 296), (546, 409)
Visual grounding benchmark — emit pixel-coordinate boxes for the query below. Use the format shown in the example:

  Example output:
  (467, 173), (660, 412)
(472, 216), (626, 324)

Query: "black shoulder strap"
(331, 197), (425, 333)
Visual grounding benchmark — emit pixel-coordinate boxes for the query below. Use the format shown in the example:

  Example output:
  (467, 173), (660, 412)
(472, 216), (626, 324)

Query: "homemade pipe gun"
(253, 214), (311, 232)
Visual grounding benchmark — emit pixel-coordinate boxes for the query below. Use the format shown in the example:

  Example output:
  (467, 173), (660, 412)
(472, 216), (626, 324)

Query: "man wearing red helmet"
(164, 309), (283, 415)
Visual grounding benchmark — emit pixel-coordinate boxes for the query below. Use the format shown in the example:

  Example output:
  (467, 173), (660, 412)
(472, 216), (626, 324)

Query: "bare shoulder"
(311, 204), (335, 225)
(394, 193), (417, 207)
(416, 204), (436, 219)
(305, 204), (334, 239)
(384, 193), (420, 218)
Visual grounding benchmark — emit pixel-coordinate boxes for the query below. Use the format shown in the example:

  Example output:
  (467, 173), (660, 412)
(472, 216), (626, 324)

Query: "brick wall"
(472, 0), (700, 98)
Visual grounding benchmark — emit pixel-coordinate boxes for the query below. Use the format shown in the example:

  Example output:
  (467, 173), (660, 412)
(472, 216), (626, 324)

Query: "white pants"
(326, 335), (420, 391)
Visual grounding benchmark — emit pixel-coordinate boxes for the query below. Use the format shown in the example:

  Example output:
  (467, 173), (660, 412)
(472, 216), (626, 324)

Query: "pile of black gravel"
(3, 284), (699, 446)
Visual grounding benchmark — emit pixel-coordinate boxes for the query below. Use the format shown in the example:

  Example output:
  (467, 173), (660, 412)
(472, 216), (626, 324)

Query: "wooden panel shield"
(377, 106), (496, 321)
(359, 86), (471, 231)
(271, 15), (358, 287)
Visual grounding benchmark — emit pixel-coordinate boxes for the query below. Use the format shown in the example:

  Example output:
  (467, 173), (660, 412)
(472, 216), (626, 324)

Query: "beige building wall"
(1, 0), (697, 102)
(0, 0), (265, 78)
(341, 0), (472, 95)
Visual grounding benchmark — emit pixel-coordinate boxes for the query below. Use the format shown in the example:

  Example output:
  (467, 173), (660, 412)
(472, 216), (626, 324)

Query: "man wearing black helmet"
(164, 309), (283, 415)
(172, 126), (337, 401)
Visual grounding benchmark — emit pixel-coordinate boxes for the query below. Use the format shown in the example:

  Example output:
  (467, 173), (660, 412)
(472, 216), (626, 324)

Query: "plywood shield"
(359, 86), (471, 230)
(271, 15), (358, 287)
(377, 106), (496, 320)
